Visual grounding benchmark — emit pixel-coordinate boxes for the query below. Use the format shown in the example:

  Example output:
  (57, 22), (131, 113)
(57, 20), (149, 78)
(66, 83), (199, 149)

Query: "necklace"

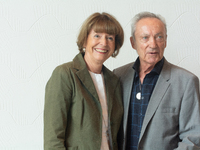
(136, 80), (142, 100)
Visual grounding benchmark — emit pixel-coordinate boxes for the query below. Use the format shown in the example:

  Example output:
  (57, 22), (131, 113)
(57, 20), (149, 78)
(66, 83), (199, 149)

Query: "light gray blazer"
(114, 58), (200, 150)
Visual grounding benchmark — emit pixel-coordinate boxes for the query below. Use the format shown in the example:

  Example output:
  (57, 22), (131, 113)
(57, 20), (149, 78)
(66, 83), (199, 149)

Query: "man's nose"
(149, 37), (157, 48)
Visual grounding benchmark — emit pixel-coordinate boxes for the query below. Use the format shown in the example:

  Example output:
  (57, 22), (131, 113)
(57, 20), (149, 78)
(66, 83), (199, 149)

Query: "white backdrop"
(0, 0), (200, 149)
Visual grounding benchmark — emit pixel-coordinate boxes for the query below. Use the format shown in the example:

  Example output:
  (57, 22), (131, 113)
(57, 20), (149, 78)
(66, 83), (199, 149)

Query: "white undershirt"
(89, 71), (110, 150)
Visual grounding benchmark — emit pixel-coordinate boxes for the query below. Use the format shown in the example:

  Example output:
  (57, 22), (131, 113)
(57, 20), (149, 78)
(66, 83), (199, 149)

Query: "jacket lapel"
(121, 65), (135, 133)
(102, 66), (120, 118)
(73, 53), (99, 101)
(73, 53), (118, 114)
(139, 59), (171, 142)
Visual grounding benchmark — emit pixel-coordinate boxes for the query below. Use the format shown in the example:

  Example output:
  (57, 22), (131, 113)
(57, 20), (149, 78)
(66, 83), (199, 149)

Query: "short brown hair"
(77, 12), (124, 57)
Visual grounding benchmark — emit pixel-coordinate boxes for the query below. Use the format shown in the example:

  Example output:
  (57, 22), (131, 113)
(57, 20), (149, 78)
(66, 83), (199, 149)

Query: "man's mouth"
(149, 51), (158, 54)
(95, 48), (108, 53)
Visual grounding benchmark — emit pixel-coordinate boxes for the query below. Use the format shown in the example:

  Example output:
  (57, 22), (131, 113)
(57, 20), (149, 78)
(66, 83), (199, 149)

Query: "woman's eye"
(94, 34), (100, 38)
(108, 37), (114, 41)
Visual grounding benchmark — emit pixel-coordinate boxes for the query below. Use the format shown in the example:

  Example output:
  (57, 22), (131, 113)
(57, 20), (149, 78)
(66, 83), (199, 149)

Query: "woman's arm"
(44, 65), (72, 150)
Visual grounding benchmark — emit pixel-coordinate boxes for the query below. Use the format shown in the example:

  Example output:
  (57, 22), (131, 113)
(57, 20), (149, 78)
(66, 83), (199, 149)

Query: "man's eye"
(157, 36), (164, 41)
(143, 36), (148, 39)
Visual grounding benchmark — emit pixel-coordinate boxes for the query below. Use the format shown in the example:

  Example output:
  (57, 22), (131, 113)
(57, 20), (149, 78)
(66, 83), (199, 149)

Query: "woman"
(44, 12), (124, 150)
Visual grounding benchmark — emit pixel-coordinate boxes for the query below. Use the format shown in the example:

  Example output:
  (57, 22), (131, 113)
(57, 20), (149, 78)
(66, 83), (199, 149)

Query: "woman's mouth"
(94, 48), (108, 53)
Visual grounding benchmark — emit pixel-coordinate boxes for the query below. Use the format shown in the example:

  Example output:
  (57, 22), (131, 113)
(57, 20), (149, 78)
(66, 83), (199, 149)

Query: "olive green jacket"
(44, 53), (123, 150)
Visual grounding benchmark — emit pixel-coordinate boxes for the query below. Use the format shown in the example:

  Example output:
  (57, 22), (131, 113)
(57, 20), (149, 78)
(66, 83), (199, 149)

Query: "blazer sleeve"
(175, 75), (200, 150)
(44, 65), (72, 150)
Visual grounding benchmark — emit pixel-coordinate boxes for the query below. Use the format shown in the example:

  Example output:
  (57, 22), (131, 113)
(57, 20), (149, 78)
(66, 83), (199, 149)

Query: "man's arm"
(175, 75), (200, 150)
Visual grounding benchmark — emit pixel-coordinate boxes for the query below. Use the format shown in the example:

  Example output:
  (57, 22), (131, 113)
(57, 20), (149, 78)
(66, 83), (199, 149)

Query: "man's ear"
(130, 36), (135, 49)
(164, 35), (167, 48)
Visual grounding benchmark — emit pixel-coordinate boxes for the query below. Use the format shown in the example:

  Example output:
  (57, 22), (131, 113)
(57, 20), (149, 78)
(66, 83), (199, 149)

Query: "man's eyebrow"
(155, 32), (164, 36)
(140, 33), (149, 36)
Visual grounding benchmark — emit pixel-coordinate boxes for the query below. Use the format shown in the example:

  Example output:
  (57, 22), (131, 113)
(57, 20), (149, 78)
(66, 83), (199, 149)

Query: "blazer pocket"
(159, 107), (176, 113)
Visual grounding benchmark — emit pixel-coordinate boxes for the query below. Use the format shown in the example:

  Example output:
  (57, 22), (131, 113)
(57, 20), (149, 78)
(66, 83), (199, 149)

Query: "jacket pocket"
(159, 107), (176, 113)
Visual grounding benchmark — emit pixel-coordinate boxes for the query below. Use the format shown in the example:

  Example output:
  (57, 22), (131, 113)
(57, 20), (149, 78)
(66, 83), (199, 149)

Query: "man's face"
(131, 18), (167, 67)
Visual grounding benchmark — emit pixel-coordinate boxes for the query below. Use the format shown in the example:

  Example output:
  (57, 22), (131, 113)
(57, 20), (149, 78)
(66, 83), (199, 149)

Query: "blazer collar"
(139, 58), (171, 142)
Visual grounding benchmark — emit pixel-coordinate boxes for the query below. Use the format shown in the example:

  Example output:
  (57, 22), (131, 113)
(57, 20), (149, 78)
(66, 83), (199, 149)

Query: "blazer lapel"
(121, 65), (135, 133)
(103, 66), (118, 118)
(73, 53), (99, 101)
(139, 59), (171, 142)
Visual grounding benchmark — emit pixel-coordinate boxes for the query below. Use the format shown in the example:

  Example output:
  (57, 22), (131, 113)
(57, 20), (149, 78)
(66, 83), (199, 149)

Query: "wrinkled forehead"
(136, 18), (166, 35)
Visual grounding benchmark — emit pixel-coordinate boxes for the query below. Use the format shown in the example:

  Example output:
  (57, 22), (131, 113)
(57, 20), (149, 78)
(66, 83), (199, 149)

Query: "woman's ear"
(83, 39), (87, 48)
(83, 43), (86, 48)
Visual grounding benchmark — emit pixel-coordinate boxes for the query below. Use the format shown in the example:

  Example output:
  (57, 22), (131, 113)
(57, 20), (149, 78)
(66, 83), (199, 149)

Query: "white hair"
(131, 11), (167, 40)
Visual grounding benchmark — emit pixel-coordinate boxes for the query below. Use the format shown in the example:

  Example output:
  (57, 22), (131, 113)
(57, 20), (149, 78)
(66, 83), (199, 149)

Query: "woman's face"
(84, 29), (115, 65)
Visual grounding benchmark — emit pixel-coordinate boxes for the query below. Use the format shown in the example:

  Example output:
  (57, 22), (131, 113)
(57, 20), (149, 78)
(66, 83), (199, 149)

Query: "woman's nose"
(100, 37), (107, 46)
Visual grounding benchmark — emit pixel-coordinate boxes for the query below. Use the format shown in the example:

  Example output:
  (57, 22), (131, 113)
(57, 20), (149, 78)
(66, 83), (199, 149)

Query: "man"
(114, 12), (200, 150)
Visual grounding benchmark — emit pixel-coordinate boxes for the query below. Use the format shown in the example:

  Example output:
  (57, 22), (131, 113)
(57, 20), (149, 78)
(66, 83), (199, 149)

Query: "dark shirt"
(126, 57), (164, 150)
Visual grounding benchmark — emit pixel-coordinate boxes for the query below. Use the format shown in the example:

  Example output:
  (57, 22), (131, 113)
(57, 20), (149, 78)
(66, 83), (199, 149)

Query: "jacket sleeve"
(44, 65), (72, 150)
(175, 75), (200, 150)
